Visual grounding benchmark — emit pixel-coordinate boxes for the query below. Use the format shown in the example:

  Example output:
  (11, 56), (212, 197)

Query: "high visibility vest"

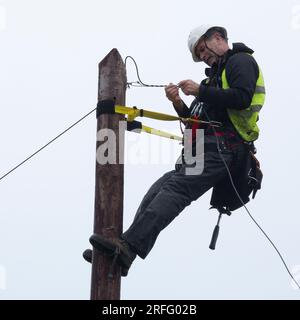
(221, 61), (265, 141)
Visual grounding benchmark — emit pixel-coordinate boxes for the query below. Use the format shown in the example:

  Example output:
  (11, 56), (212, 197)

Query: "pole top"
(99, 48), (124, 67)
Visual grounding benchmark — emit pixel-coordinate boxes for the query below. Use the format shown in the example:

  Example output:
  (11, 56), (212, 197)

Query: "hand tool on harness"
(209, 206), (232, 250)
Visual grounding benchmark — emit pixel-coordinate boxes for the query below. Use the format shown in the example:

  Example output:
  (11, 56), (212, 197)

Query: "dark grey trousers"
(122, 134), (246, 259)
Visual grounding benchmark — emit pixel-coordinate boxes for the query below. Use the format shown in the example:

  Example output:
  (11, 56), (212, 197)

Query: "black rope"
(202, 108), (300, 290)
(125, 56), (167, 88)
(0, 107), (96, 182)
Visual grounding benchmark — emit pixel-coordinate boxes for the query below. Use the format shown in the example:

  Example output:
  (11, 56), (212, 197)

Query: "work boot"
(82, 249), (92, 263)
(89, 234), (136, 276)
(82, 248), (129, 277)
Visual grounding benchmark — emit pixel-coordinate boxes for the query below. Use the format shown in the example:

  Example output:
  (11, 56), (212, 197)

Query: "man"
(86, 25), (265, 276)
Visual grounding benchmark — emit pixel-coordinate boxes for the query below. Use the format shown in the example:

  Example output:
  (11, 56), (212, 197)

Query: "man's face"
(195, 34), (223, 66)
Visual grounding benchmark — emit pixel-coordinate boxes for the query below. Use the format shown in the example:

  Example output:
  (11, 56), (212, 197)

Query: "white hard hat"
(188, 24), (227, 62)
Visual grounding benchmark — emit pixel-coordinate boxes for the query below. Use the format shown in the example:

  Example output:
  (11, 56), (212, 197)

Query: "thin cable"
(125, 56), (167, 88)
(202, 108), (300, 290)
(0, 107), (96, 182)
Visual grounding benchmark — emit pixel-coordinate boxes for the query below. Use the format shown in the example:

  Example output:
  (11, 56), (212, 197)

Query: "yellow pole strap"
(126, 120), (182, 141)
(115, 104), (221, 127)
(116, 105), (182, 122)
(141, 125), (182, 141)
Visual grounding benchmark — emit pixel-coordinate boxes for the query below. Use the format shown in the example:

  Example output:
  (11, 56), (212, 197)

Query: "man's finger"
(178, 80), (188, 88)
(170, 86), (179, 91)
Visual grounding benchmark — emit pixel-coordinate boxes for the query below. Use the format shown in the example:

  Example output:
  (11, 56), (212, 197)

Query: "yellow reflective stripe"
(251, 105), (263, 112)
(141, 125), (182, 141)
(255, 86), (265, 94)
(234, 105), (262, 117)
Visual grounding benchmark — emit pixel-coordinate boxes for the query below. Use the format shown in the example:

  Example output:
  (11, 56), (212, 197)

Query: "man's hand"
(165, 83), (181, 103)
(178, 80), (200, 97)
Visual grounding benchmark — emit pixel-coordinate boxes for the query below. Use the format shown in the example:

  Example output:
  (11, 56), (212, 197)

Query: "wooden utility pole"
(90, 49), (126, 300)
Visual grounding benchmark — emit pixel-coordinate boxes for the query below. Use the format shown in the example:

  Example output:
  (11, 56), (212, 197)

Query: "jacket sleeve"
(173, 101), (190, 118)
(198, 53), (259, 110)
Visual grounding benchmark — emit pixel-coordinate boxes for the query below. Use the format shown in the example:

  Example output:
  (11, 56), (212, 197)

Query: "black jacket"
(176, 43), (259, 128)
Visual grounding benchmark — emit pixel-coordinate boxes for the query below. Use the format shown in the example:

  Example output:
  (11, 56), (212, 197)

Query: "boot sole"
(89, 234), (131, 274)
(83, 248), (128, 276)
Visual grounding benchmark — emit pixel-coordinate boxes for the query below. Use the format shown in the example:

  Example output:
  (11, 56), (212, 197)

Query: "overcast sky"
(1, 0), (300, 300)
